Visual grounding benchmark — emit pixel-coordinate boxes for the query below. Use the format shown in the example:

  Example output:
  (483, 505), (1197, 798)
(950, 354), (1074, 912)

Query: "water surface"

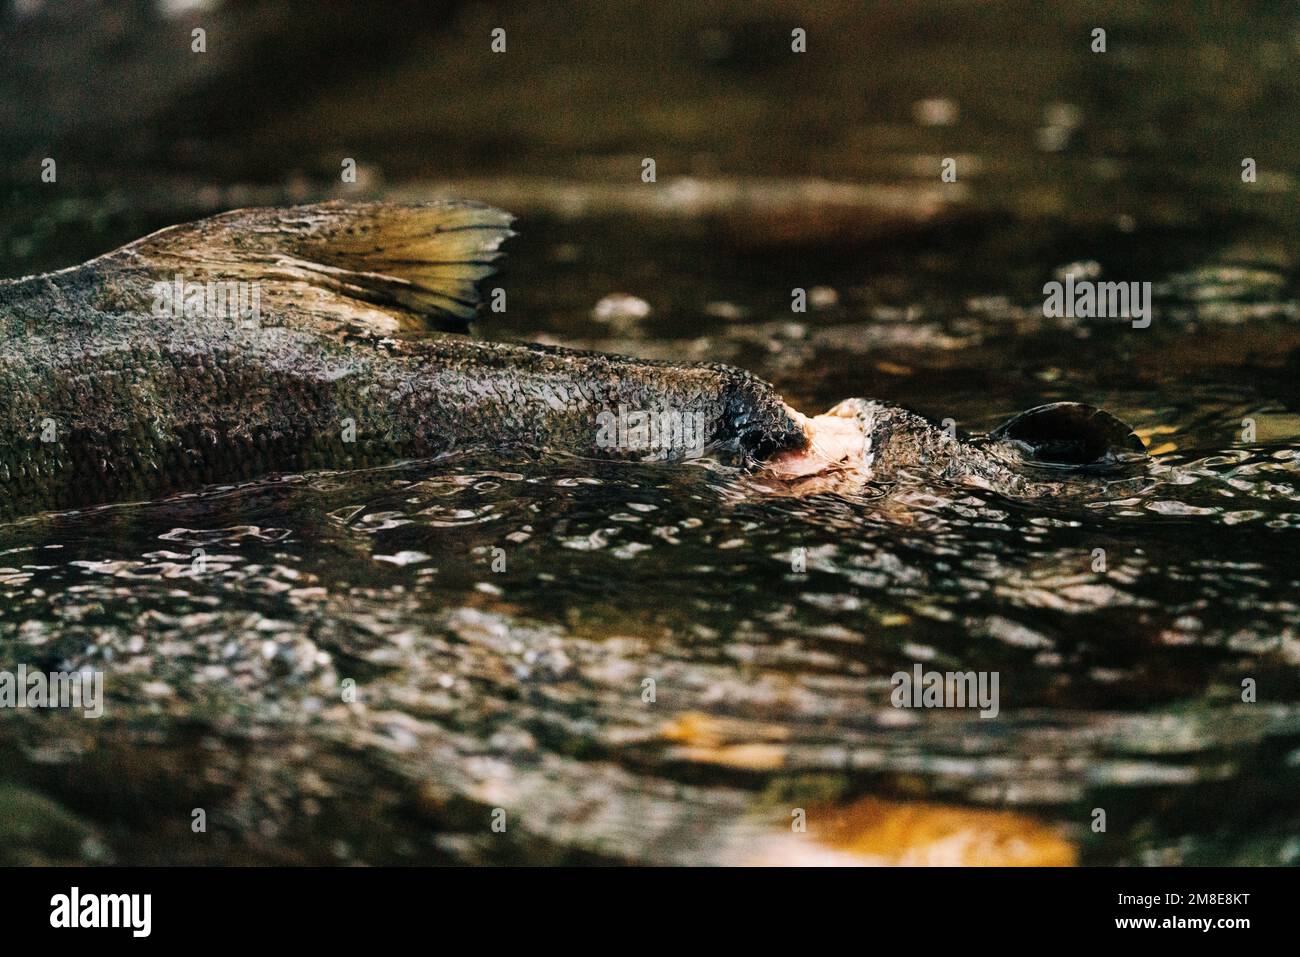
(2, 0), (1299, 865)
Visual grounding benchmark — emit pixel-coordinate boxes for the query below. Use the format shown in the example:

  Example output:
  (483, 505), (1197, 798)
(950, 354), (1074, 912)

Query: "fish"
(0, 201), (1146, 517)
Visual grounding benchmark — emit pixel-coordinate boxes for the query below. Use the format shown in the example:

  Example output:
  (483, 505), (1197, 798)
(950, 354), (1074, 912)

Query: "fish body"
(0, 202), (805, 515)
(0, 202), (1143, 517)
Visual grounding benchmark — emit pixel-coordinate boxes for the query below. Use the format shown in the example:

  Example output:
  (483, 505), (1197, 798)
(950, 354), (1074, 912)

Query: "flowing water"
(2, 211), (1298, 865)
(2, 0), (1299, 865)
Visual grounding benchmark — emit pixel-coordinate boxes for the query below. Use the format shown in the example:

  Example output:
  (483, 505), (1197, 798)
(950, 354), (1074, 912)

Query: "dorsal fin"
(101, 200), (515, 335)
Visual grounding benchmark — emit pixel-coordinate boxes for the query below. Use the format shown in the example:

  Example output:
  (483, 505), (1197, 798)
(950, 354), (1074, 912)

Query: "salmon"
(0, 201), (1144, 517)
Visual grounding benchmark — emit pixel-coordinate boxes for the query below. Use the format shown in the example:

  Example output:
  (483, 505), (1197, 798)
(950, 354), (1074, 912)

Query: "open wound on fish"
(765, 405), (870, 479)
(106, 200), (515, 335)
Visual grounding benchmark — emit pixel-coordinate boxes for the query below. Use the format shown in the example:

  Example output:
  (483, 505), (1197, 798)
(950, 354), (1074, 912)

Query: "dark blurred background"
(3, 0), (1298, 269)
(5, 1), (1299, 423)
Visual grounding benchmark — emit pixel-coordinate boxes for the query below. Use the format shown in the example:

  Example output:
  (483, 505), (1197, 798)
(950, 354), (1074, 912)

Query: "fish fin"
(105, 200), (515, 335)
(987, 402), (1147, 471)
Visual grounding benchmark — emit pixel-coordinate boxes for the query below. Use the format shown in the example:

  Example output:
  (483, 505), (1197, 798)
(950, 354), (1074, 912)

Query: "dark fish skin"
(0, 206), (806, 516)
(0, 307), (806, 516)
